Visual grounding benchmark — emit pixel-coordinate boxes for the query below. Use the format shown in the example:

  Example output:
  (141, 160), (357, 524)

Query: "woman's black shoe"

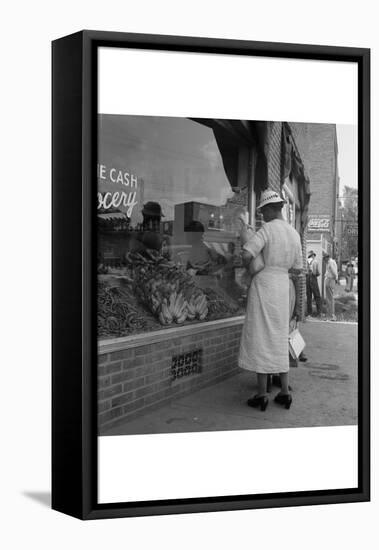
(247, 395), (269, 411)
(274, 393), (292, 410)
(272, 375), (293, 392)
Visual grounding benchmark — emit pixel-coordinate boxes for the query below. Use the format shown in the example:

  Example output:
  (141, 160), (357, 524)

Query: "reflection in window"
(97, 115), (249, 340)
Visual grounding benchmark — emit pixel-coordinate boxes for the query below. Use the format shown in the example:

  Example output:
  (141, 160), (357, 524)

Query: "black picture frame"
(52, 30), (370, 520)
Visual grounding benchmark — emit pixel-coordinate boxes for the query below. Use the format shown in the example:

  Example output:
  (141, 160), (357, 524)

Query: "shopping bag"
(288, 328), (305, 359)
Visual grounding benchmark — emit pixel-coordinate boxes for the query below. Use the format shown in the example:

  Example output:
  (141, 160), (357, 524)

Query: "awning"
(281, 122), (311, 232)
(191, 118), (273, 196)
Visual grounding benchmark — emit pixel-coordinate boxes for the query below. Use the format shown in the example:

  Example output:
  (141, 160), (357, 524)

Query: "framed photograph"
(52, 30), (370, 519)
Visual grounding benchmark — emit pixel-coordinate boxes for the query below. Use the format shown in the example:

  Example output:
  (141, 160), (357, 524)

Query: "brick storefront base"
(98, 323), (243, 434)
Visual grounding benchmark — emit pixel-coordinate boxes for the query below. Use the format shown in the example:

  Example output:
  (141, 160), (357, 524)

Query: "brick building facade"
(291, 123), (338, 221)
(290, 123), (339, 290)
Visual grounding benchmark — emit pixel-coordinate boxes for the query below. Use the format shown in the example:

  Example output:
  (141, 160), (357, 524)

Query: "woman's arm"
(240, 224), (253, 246)
(241, 249), (253, 268)
(241, 250), (265, 277)
(239, 222), (267, 278)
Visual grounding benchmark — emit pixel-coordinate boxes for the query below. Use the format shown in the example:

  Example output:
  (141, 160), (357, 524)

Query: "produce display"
(97, 280), (156, 338)
(204, 287), (240, 319)
(129, 250), (209, 325)
(97, 247), (241, 339)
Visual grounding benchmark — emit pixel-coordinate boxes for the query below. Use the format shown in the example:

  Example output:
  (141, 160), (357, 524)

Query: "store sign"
(307, 215), (331, 232)
(171, 349), (203, 382)
(97, 163), (140, 217)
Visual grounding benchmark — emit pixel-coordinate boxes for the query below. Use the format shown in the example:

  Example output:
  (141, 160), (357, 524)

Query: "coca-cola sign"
(307, 215), (331, 232)
(345, 223), (358, 237)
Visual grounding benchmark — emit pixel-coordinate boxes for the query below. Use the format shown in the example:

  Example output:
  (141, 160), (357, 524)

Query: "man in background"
(345, 260), (356, 292)
(306, 251), (321, 317)
(324, 253), (338, 321)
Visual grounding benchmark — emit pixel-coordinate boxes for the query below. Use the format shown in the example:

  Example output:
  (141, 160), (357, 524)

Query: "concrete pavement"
(103, 320), (358, 436)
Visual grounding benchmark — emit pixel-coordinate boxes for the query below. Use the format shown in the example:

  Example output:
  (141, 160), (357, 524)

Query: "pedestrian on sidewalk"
(324, 253), (338, 321)
(345, 261), (355, 292)
(306, 251), (322, 316)
(238, 190), (303, 412)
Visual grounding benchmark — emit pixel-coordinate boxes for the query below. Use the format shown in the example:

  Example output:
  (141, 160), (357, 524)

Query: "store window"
(97, 115), (250, 340)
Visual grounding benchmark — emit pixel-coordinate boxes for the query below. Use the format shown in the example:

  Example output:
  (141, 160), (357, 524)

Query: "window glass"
(97, 115), (249, 340)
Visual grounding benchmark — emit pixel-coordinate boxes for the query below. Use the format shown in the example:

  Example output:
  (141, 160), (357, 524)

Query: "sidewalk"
(104, 320), (358, 436)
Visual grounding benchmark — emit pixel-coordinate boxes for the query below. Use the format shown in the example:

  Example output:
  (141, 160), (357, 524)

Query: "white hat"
(257, 189), (285, 209)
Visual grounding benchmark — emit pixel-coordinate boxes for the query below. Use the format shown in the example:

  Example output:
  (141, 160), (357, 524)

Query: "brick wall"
(288, 122), (310, 169)
(254, 121), (282, 232)
(98, 324), (243, 434)
(267, 121), (282, 193)
(289, 122), (338, 221)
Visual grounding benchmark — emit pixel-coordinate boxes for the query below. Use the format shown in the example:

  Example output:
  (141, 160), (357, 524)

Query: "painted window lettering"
(97, 163), (138, 187)
(97, 191), (138, 217)
(110, 168), (138, 187)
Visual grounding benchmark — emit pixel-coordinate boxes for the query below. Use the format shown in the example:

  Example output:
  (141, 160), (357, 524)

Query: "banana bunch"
(170, 291), (188, 324)
(187, 292), (208, 321)
(159, 291), (188, 325)
(159, 300), (173, 325)
(133, 258), (209, 326)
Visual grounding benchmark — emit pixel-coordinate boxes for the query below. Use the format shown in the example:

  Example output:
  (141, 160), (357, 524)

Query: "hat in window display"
(141, 231), (164, 251)
(257, 189), (286, 209)
(141, 201), (165, 217)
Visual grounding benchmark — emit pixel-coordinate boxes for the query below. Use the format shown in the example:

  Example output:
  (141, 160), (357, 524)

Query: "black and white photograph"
(97, 115), (358, 437)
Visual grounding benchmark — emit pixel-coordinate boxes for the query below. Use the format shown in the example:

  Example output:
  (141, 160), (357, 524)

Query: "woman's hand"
(241, 249), (253, 268)
(238, 212), (254, 246)
(238, 212), (248, 226)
